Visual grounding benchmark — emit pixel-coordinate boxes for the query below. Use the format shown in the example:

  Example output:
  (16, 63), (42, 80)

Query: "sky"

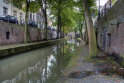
(97, 0), (108, 6)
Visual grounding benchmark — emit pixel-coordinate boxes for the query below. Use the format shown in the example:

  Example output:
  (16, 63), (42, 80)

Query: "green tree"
(82, 0), (97, 56)
(48, 0), (98, 56)
(36, 0), (49, 40)
(11, 0), (30, 43)
(48, 0), (77, 35)
(11, 0), (42, 42)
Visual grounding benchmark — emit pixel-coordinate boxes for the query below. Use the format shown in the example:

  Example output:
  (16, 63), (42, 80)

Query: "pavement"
(58, 45), (124, 83)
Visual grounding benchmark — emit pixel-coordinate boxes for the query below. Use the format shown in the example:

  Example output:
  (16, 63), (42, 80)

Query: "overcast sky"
(97, 0), (108, 6)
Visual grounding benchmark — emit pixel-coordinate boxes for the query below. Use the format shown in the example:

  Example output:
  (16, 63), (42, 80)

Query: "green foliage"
(11, 0), (98, 34)
(11, 0), (41, 13)
(48, 0), (78, 33)
(61, 7), (77, 31)
(29, 1), (41, 13)
(11, 0), (24, 9)
(48, 0), (98, 33)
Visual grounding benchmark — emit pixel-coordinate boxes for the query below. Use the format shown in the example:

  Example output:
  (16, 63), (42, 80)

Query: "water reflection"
(0, 41), (80, 83)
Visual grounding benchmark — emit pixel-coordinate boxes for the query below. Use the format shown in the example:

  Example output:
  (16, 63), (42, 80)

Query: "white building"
(0, 0), (45, 28)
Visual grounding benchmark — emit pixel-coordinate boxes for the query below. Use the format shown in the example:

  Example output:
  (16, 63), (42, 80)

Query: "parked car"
(51, 28), (55, 31)
(52, 30), (57, 39)
(47, 26), (52, 30)
(51, 28), (57, 39)
(0, 15), (6, 21)
(28, 20), (38, 28)
(3, 15), (18, 24)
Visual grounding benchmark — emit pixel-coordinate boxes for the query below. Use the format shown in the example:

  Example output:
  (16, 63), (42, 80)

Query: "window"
(6, 31), (10, 39)
(108, 33), (111, 47)
(30, 13), (32, 20)
(37, 14), (39, 19)
(13, 11), (17, 17)
(33, 15), (35, 20)
(3, 0), (10, 4)
(37, 14), (41, 21)
(3, 7), (8, 16)
(20, 13), (23, 21)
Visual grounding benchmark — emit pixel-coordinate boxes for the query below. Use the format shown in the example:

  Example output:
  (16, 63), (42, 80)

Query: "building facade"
(0, 0), (45, 28)
(96, 0), (124, 56)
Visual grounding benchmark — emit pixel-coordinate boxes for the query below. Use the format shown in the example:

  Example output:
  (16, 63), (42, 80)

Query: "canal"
(0, 40), (80, 83)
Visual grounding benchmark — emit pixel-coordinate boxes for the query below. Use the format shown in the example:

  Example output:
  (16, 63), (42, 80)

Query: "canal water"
(0, 40), (80, 83)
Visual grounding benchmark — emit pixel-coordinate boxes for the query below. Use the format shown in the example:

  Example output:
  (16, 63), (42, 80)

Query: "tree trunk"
(57, 9), (60, 39)
(57, 0), (61, 39)
(75, 28), (76, 39)
(37, 28), (41, 40)
(60, 16), (62, 38)
(24, 0), (30, 43)
(79, 22), (83, 40)
(38, 0), (46, 40)
(44, 0), (48, 40)
(83, 0), (97, 56)
(62, 27), (64, 38)
(85, 21), (88, 45)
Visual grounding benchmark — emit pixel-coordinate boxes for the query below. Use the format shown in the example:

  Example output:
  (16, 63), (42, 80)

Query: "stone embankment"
(0, 39), (64, 58)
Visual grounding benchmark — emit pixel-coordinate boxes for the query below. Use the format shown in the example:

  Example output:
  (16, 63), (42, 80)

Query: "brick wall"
(0, 21), (45, 45)
(97, 0), (124, 56)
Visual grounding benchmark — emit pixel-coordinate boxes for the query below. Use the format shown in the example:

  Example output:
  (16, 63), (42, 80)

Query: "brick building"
(96, 0), (124, 56)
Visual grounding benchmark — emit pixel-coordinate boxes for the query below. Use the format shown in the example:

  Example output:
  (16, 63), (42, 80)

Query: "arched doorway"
(6, 31), (10, 39)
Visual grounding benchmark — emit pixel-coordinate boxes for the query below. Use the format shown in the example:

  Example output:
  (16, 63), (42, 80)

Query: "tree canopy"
(46, 0), (97, 33)
(11, 0), (41, 13)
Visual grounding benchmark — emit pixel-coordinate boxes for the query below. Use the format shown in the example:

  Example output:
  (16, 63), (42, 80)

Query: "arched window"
(6, 31), (10, 39)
